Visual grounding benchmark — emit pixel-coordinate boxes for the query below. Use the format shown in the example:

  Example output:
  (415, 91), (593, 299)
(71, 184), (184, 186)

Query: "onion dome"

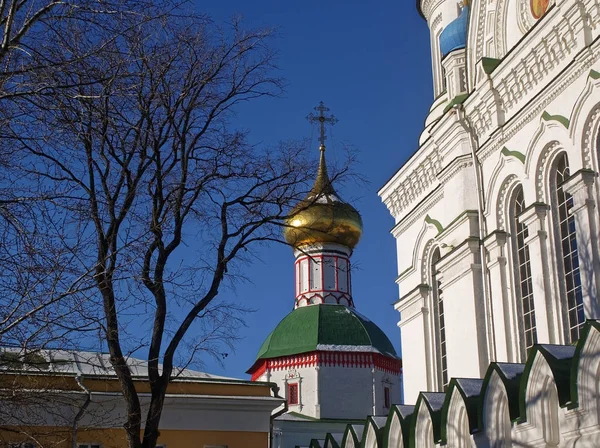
(439, 4), (470, 57)
(252, 304), (398, 362)
(283, 146), (363, 249)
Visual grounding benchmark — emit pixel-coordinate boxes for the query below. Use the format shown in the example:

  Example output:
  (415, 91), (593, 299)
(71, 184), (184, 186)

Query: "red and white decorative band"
(249, 351), (402, 381)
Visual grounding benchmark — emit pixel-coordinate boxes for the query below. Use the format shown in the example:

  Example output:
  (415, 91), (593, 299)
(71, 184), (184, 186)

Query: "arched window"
(510, 185), (537, 358)
(431, 248), (448, 389)
(552, 153), (584, 343)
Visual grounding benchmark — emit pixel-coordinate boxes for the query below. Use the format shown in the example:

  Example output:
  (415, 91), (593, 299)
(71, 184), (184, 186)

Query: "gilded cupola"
(283, 144), (363, 249)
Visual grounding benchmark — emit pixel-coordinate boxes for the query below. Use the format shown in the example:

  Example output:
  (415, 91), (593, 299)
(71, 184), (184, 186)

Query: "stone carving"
(496, 175), (519, 231)
(535, 141), (562, 202)
(582, 104), (600, 170)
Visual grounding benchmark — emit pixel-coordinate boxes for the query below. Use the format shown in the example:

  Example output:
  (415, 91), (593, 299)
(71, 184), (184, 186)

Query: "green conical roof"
(254, 304), (397, 360)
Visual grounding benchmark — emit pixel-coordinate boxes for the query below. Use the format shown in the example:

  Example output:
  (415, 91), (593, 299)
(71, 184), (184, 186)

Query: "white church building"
(305, 0), (600, 446)
(378, 0), (600, 404)
(248, 103), (402, 448)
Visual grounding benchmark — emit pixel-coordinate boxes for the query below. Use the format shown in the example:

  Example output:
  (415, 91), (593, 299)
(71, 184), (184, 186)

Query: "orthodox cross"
(307, 101), (338, 148)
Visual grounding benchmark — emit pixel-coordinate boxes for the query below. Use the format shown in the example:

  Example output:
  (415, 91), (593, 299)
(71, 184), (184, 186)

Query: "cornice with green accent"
(569, 320), (600, 409)
(383, 405), (414, 448)
(517, 344), (576, 422)
(324, 433), (341, 448)
(439, 379), (483, 444)
(541, 111), (570, 129)
(341, 424), (362, 447)
(437, 209), (479, 240)
(589, 69), (600, 80)
(360, 416), (385, 448)
(409, 393), (445, 448)
(309, 439), (324, 448)
(481, 57), (502, 74)
(477, 362), (525, 430)
(424, 214), (444, 234)
(443, 93), (470, 114)
(501, 146), (526, 163)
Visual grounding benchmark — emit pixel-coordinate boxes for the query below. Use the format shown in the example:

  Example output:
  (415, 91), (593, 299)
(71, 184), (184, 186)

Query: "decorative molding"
(479, 41), (600, 163)
(383, 151), (442, 218)
(391, 189), (444, 237)
(541, 111), (570, 129)
(251, 351), (402, 380)
(496, 0), (509, 57)
(535, 141), (562, 202)
(497, 175), (519, 231)
(581, 104), (600, 170)
(421, 239), (438, 284)
(474, 9), (597, 155)
(438, 154), (474, 185)
(425, 215), (444, 234)
(501, 147), (526, 163)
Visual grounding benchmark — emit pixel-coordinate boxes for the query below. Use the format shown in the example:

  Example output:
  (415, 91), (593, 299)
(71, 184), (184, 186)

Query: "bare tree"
(3, 7), (339, 448)
(0, 0), (178, 350)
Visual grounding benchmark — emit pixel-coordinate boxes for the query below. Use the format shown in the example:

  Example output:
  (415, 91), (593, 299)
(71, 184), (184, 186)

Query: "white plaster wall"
(396, 286), (431, 404)
(262, 366), (320, 418)
(318, 366), (375, 419)
(0, 392), (282, 432)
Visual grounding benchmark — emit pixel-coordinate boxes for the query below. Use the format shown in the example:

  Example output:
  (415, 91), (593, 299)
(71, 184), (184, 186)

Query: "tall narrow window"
(431, 248), (448, 389)
(288, 383), (299, 405)
(511, 186), (537, 357)
(553, 153), (584, 342)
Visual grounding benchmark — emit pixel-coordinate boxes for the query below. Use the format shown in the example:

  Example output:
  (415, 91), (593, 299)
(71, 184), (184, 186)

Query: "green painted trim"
(477, 363), (525, 429)
(481, 57), (502, 74)
(541, 111), (570, 129)
(438, 210), (478, 238)
(409, 394), (444, 448)
(590, 69), (600, 80)
(443, 93), (470, 114)
(439, 379), (482, 444)
(383, 405), (414, 448)
(568, 320), (600, 409)
(517, 345), (575, 423)
(424, 215), (444, 234)
(324, 433), (341, 448)
(341, 424), (362, 448)
(360, 416), (384, 448)
(501, 146), (526, 164)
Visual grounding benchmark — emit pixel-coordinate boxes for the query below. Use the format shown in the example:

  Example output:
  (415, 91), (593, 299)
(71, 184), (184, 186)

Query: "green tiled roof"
(255, 304), (397, 360)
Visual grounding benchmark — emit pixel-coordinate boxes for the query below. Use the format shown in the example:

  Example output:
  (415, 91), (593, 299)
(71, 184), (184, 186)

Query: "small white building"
(248, 107), (401, 448)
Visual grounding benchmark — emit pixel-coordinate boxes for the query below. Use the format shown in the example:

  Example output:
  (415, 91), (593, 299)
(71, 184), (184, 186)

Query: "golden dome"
(284, 146), (363, 249)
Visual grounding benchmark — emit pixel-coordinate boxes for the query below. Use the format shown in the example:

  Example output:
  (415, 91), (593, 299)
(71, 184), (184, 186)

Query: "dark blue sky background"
(192, 0), (433, 378)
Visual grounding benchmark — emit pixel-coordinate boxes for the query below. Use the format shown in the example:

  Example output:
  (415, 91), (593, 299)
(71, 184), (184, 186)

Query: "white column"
(436, 239), (489, 379)
(395, 284), (431, 404)
(484, 231), (519, 363)
(371, 368), (376, 415)
(314, 366), (321, 418)
(519, 203), (562, 344)
(563, 169), (600, 319)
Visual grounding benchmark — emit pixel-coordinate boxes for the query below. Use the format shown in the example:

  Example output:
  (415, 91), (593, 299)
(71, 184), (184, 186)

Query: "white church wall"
(262, 367), (320, 419)
(396, 285), (431, 404)
(318, 366), (374, 419)
(381, 0), (600, 400)
(437, 240), (487, 380)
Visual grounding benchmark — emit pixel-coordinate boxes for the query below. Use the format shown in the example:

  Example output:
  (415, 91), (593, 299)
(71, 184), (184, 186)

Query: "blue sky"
(192, 0), (434, 378)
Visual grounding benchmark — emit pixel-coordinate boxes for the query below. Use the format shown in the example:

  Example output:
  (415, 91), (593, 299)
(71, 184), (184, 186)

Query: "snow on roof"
(0, 348), (235, 380)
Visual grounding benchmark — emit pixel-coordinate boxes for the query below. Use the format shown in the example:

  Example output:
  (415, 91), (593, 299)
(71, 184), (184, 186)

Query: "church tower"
(247, 103), (401, 420)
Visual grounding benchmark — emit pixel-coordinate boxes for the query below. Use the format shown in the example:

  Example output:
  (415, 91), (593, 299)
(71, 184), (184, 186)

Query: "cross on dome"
(307, 101), (338, 149)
